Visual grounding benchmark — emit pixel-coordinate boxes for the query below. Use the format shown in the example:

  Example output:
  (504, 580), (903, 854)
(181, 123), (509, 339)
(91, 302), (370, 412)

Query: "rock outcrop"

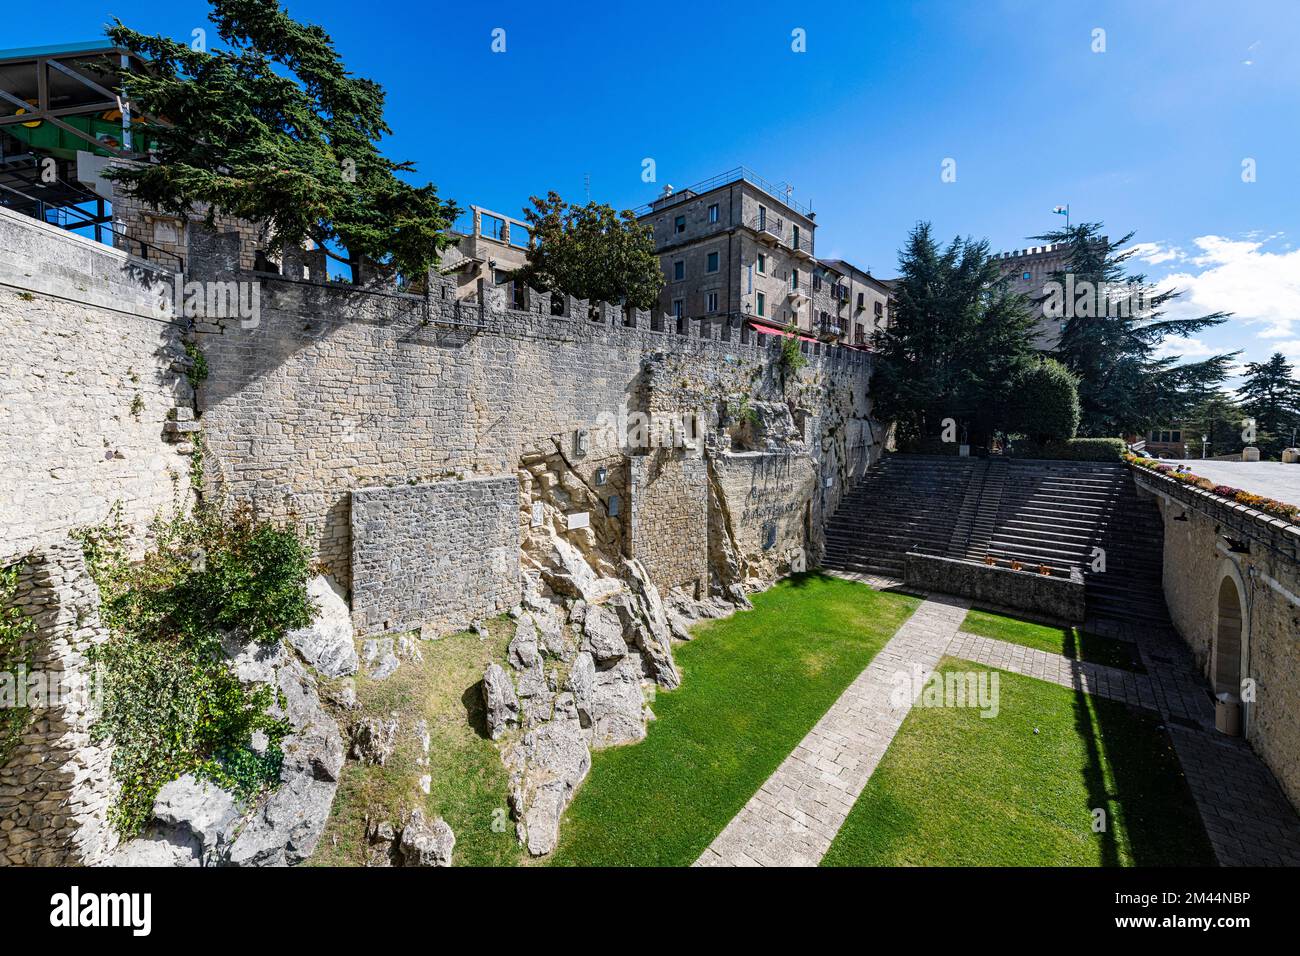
(285, 575), (359, 677)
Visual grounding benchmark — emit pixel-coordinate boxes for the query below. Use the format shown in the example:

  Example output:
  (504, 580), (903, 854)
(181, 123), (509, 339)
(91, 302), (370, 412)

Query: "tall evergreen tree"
(1030, 223), (1234, 437)
(872, 223), (1037, 450)
(1183, 391), (1246, 459)
(105, 0), (458, 283)
(1238, 353), (1300, 458)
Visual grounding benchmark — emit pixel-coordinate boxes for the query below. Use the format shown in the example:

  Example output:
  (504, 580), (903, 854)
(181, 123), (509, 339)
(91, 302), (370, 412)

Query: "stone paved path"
(946, 632), (1158, 710)
(694, 592), (970, 867)
(720, 569), (1300, 866)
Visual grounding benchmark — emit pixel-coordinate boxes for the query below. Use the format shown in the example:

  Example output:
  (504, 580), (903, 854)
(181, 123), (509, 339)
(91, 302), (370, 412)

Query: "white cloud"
(1156, 235), (1300, 342)
(1154, 336), (1216, 358)
(1128, 241), (1184, 266)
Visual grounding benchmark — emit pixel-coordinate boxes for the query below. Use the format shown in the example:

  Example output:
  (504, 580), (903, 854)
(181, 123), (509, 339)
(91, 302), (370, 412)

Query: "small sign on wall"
(566, 511), (590, 531)
(531, 501), (544, 527)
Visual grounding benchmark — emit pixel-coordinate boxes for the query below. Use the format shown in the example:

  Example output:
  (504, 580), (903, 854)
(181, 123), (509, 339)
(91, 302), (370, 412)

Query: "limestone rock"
(284, 575), (358, 678)
(506, 717), (591, 856)
(398, 809), (455, 867)
(590, 654), (646, 749)
(226, 651), (344, 866)
(104, 832), (200, 867)
(482, 663), (519, 740)
(361, 638), (401, 680)
(566, 652), (596, 728)
(541, 537), (622, 604)
(508, 615), (541, 670)
(151, 774), (242, 864)
(581, 603), (628, 661)
(349, 715), (399, 766)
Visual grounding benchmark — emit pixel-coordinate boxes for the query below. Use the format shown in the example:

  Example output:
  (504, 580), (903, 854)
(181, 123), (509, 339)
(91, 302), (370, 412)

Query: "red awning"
(748, 321), (818, 344)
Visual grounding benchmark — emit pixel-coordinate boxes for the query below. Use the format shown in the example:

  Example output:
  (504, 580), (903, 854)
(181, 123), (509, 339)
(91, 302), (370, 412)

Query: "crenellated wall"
(184, 228), (880, 630)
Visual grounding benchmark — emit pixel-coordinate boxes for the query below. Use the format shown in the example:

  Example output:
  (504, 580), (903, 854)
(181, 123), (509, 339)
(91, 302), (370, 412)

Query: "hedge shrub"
(1009, 359), (1081, 443)
(1012, 437), (1127, 461)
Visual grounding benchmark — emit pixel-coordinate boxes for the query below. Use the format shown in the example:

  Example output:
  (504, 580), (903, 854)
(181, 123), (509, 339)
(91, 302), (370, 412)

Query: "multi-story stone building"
(821, 259), (895, 346)
(635, 167), (882, 347)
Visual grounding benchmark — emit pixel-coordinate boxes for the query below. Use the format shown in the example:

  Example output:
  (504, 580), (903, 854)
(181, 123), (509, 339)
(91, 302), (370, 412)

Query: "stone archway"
(1213, 575), (1243, 698)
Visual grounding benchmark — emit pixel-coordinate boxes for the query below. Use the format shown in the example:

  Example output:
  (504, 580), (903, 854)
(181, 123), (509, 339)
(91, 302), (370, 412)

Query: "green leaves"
(105, 0), (458, 282)
(1009, 359), (1081, 444)
(513, 192), (665, 310)
(74, 502), (313, 835)
(873, 223), (1037, 449)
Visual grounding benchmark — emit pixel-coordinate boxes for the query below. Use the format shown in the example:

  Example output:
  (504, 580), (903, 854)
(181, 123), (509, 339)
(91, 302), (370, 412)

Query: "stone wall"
(1134, 466), (1300, 810)
(903, 552), (1086, 623)
(351, 476), (521, 635)
(187, 229), (878, 608)
(0, 543), (117, 866)
(0, 206), (196, 566)
(709, 450), (818, 584)
(628, 451), (709, 596)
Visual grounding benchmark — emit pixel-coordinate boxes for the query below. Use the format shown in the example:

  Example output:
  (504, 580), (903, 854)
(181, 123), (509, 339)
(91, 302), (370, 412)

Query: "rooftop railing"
(633, 165), (814, 218)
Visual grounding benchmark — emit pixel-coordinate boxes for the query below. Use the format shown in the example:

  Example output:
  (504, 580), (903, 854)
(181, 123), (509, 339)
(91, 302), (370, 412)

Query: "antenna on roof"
(584, 173), (591, 204)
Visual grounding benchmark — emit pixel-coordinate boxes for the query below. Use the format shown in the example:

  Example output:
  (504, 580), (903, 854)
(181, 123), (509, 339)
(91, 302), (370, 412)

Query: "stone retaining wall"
(904, 552), (1086, 622)
(1132, 466), (1300, 810)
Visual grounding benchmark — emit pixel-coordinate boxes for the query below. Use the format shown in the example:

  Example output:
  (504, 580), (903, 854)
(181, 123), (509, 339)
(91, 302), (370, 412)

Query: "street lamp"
(1202, 435), (1209, 460)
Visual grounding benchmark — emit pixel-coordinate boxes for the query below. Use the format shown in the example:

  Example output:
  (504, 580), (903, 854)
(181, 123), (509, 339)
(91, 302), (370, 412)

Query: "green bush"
(1009, 359), (1080, 443)
(0, 562), (35, 768)
(1013, 437), (1127, 461)
(73, 503), (313, 835)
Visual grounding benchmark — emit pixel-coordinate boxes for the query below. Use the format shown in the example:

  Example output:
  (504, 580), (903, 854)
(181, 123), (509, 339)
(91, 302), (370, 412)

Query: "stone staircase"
(821, 455), (1173, 636)
(822, 455), (981, 578)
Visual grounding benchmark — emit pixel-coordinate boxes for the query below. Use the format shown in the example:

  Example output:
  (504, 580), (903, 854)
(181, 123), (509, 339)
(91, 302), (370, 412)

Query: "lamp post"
(1202, 435), (1209, 460)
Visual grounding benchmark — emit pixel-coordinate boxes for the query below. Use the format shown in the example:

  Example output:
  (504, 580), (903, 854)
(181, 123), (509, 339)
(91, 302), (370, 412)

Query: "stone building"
(821, 259), (894, 346)
(994, 242), (1085, 350)
(635, 167), (867, 346)
(438, 204), (532, 303)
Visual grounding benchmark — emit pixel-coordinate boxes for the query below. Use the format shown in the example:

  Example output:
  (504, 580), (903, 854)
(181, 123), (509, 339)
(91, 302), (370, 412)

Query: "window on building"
(874, 301), (883, 317)
(1022, 271), (1032, 281)
(673, 298), (684, 318)
(674, 260), (685, 281)
(757, 204), (767, 229)
(857, 291), (865, 308)
(757, 254), (766, 275)
(708, 203), (719, 224)
(675, 215), (686, 234)
(792, 224), (801, 251)
(707, 291), (718, 313)
(756, 291), (766, 317)
(791, 268), (799, 289)
(1171, 431), (1182, 443)
(707, 251), (719, 273)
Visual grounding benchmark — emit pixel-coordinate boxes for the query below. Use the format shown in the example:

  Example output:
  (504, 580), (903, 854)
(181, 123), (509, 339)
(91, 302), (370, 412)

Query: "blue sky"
(6, 0), (1299, 378)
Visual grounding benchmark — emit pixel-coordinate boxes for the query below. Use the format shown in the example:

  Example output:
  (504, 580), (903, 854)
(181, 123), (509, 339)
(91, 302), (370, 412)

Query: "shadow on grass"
(463, 680), (491, 741)
(1072, 689), (1214, 866)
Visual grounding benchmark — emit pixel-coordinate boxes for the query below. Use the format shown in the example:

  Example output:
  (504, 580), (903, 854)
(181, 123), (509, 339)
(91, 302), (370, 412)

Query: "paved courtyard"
(1158, 460), (1300, 505)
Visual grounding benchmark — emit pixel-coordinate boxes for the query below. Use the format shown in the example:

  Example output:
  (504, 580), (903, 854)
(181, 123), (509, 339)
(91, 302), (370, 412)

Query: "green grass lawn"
(821, 658), (1214, 867)
(548, 573), (920, 867)
(310, 622), (522, 867)
(961, 607), (1145, 672)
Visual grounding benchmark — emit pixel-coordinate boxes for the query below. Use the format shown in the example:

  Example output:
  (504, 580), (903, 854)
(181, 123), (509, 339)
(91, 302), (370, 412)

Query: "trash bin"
(1215, 692), (1241, 736)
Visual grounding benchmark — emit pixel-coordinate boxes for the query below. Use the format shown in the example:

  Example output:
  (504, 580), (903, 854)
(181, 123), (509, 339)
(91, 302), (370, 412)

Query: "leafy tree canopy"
(1009, 358), (1081, 444)
(872, 222), (1038, 449)
(1031, 223), (1234, 437)
(105, 0), (458, 282)
(513, 192), (665, 310)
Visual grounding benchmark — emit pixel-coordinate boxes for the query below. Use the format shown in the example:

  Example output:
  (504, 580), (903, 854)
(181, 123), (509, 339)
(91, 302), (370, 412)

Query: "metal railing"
(633, 165), (814, 218)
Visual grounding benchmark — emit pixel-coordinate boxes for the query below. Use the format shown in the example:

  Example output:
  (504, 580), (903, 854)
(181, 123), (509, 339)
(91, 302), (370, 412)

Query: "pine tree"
(104, 0), (458, 283)
(1183, 391), (1246, 459)
(1238, 353), (1300, 458)
(1030, 223), (1234, 437)
(872, 223), (1037, 450)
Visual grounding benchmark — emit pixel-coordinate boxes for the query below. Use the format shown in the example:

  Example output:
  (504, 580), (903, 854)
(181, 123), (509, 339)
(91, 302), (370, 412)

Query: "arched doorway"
(1212, 573), (1246, 736)
(1213, 576), (1243, 697)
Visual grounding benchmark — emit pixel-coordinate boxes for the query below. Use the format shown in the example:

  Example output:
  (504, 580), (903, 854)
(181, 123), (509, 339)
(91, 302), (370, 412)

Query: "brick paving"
(945, 632), (1158, 710)
(709, 569), (1300, 866)
(694, 592), (970, 867)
